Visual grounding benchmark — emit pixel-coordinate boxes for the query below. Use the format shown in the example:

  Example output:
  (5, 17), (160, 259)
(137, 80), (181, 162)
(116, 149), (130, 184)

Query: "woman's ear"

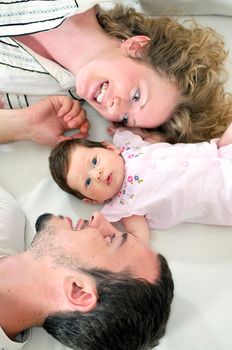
(64, 276), (98, 313)
(121, 35), (150, 58)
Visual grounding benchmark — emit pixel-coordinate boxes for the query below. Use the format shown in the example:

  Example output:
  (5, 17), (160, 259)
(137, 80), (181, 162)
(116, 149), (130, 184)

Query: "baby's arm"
(217, 122), (232, 148)
(107, 124), (165, 144)
(122, 215), (150, 245)
(0, 95), (89, 146)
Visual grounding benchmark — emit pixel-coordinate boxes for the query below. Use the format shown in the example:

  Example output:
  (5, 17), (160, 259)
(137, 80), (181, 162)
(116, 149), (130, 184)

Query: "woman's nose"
(108, 96), (125, 120)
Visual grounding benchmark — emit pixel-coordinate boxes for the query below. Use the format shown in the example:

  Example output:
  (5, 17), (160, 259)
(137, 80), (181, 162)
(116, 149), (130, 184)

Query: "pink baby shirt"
(101, 130), (232, 229)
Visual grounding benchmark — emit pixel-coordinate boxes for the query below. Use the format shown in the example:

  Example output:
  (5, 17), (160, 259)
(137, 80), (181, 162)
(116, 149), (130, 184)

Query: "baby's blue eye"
(92, 157), (97, 167)
(85, 178), (91, 187)
(132, 89), (140, 102)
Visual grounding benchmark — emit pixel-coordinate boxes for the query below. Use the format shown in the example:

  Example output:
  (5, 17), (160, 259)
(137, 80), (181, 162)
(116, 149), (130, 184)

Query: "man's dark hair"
(43, 253), (174, 350)
(49, 138), (106, 199)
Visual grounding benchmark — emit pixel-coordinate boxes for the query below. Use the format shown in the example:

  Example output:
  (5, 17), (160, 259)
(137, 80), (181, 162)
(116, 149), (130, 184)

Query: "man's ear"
(82, 198), (103, 205)
(64, 276), (98, 313)
(121, 35), (150, 58)
(102, 141), (120, 155)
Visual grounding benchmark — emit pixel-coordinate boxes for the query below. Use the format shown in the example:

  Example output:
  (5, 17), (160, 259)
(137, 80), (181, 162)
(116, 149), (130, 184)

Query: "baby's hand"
(107, 123), (164, 143)
(107, 122), (151, 138)
(107, 123), (121, 136)
(218, 121), (232, 148)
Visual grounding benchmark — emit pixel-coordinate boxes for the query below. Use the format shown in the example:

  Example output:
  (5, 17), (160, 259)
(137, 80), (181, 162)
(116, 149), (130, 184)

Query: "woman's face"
(75, 46), (180, 129)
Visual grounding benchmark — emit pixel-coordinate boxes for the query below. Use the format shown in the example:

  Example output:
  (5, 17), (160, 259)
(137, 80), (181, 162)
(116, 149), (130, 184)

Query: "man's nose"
(93, 168), (103, 182)
(90, 212), (114, 235)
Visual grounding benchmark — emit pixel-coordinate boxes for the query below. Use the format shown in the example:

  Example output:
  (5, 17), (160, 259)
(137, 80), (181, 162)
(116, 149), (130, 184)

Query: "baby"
(49, 125), (232, 239)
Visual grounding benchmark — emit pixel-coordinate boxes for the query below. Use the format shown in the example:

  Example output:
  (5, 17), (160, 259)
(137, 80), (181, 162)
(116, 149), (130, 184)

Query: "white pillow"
(139, 0), (232, 16)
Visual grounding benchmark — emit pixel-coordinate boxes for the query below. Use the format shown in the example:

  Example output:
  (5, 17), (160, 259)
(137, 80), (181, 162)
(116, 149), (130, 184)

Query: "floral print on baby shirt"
(117, 142), (144, 205)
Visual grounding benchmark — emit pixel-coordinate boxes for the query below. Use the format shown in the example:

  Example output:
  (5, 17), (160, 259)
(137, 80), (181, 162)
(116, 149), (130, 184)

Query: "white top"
(0, 327), (30, 350)
(0, 186), (30, 349)
(0, 186), (25, 257)
(0, 0), (111, 108)
(102, 130), (232, 229)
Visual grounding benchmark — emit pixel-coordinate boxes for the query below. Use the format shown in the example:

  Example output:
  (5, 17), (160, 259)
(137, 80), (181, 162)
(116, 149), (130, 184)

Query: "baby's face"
(67, 144), (125, 203)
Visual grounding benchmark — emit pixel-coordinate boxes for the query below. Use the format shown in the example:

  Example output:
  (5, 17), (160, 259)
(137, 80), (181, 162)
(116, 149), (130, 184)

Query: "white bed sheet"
(0, 13), (232, 350)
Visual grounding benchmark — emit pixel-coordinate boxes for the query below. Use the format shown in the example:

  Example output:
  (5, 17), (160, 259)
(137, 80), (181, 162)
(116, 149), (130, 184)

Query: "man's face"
(34, 212), (159, 283)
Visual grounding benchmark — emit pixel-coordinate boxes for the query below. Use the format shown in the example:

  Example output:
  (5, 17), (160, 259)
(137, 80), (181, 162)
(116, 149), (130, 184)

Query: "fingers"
(66, 113), (90, 136)
(55, 97), (90, 132)
(107, 126), (115, 136)
(57, 96), (78, 115)
(58, 98), (82, 118)
(71, 131), (89, 139)
(63, 106), (87, 129)
(58, 130), (89, 143)
(107, 122), (122, 136)
(0, 96), (4, 109)
(67, 109), (86, 129)
(79, 119), (90, 134)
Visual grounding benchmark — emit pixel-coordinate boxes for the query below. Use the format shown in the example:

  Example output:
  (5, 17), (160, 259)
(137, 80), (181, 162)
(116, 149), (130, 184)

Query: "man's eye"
(85, 178), (91, 187)
(132, 89), (140, 102)
(92, 157), (97, 167)
(121, 114), (128, 125)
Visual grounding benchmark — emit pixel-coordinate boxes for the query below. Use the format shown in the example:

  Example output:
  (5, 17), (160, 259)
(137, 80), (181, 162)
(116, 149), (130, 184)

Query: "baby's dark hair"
(49, 139), (107, 199)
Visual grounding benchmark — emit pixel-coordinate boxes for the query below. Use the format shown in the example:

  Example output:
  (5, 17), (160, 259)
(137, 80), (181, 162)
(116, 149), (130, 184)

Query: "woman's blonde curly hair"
(98, 5), (232, 143)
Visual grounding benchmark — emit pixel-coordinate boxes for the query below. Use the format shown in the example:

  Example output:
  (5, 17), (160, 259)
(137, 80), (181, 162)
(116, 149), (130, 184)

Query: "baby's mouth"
(107, 173), (113, 185)
(94, 81), (109, 104)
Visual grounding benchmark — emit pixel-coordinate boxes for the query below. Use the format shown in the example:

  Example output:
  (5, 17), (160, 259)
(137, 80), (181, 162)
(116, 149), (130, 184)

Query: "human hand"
(122, 215), (150, 245)
(107, 123), (148, 137)
(107, 123), (125, 136)
(24, 96), (89, 146)
(217, 121), (232, 148)
(107, 123), (164, 143)
(0, 95), (4, 109)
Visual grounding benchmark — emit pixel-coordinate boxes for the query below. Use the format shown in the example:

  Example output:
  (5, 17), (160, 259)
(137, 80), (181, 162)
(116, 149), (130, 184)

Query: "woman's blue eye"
(132, 89), (140, 102)
(92, 157), (97, 166)
(85, 178), (91, 187)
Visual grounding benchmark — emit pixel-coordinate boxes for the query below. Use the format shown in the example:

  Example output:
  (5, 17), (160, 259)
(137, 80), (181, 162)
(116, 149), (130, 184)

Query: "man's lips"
(76, 219), (88, 230)
(65, 217), (73, 228)
(65, 217), (87, 230)
(75, 219), (81, 230)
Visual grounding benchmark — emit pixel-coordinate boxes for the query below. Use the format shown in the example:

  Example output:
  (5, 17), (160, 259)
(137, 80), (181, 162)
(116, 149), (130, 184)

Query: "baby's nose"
(94, 168), (103, 181)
